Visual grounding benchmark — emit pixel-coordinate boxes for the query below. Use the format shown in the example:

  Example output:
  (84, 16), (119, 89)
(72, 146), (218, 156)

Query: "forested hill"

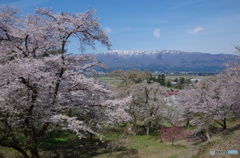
(92, 50), (237, 73)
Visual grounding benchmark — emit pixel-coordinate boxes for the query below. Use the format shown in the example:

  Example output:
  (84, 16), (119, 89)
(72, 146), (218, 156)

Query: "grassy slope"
(93, 135), (200, 158)
(197, 120), (240, 158)
(93, 119), (240, 158)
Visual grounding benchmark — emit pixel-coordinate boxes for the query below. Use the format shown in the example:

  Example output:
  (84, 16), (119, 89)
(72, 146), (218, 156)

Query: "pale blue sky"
(1, 0), (240, 54)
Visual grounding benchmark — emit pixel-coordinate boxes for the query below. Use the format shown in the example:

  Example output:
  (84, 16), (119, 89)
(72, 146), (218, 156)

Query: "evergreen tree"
(180, 77), (185, 84)
(157, 74), (166, 86)
(166, 80), (172, 87)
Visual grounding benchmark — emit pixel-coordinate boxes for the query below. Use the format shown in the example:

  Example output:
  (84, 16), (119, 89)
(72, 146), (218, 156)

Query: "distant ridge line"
(91, 50), (237, 73)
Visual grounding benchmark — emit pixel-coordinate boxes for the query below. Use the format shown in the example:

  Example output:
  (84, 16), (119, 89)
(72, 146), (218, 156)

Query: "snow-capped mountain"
(92, 50), (237, 72)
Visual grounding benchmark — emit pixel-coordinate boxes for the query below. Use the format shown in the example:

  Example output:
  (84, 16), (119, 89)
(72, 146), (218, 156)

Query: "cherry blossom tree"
(178, 81), (214, 142)
(178, 77), (239, 141)
(126, 81), (169, 135)
(218, 48), (240, 119)
(0, 6), (131, 158)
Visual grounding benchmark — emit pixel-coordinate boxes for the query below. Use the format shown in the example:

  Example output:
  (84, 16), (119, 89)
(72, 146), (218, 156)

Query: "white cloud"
(153, 28), (161, 38)
(187, 27), (204, 35)
(105, 27), (112, 33)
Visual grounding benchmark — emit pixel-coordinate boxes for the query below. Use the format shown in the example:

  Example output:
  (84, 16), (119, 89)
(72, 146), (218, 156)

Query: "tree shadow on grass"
(111, 148), (139, 158)
(221, 123), (240, 137)
(40, 138), (138, 158)
(0, 153), (5, 158)
(40, 138), (105, 158)
(187, 123), (240, 146)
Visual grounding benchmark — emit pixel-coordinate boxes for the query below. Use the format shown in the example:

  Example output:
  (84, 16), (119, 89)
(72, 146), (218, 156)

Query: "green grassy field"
(165, 75), (212, 80)
(98, 77), (127, 89)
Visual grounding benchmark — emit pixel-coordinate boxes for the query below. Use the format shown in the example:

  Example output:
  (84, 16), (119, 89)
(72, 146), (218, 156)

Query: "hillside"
(93, 50), (237, 73)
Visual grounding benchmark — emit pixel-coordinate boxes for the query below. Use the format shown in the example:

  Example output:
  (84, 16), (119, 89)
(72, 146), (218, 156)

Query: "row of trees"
(109, 69), (151, 86)
(109, 70), (195, 89)
(178, 53), (240, 141)
(151, 74), (197, 89)
(151, 74), (166, 86)
(0, 6), (131, 158)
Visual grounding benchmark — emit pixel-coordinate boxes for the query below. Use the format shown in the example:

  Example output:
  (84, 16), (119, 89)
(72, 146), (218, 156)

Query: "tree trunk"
(222, 118), (227, 129)
(159, 134), (163, 143)
(186, 119), (190, 127)
(215, 118), (227, 130)
(171, 138), (174, 146)
(89, 132), (93, 142)
(146, 126), (149, 135)
(133, 116), (137, 134)
(30, 148), (39, 158)
(205, 129), (211, 142)
(12, 146), (29, 158)
(134, 125), (137, 134)
(146, 120), (151, 136)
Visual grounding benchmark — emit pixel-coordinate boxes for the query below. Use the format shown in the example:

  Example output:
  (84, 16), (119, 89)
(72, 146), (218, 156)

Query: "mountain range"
(92, 50), (237, 73)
